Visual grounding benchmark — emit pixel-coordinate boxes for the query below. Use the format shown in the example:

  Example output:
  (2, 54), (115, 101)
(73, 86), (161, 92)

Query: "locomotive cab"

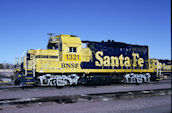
(14, 34), (87, 86)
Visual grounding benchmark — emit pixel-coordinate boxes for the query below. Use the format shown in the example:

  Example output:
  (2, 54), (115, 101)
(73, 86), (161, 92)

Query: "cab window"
(69, 47), (77, 53)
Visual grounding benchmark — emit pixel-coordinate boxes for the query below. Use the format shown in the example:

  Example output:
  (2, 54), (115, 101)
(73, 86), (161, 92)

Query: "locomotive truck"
(14, 34), (171, 86)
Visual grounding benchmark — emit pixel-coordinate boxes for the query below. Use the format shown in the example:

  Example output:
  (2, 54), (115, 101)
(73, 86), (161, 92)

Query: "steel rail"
(0, 88), (171, 106)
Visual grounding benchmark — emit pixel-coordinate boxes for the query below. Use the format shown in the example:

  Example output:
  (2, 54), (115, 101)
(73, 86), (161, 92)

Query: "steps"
(23, 69), (35, 86)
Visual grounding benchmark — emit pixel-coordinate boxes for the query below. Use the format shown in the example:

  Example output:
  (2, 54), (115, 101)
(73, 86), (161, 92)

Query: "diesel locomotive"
(14, 34), (171, 86)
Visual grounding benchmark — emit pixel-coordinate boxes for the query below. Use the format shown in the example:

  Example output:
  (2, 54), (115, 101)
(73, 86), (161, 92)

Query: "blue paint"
(81, 41), (149, 69)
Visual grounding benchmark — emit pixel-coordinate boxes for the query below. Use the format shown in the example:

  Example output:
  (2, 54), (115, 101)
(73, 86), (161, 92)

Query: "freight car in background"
(149, 59), (171, 79)
(14, 34), (172, 87)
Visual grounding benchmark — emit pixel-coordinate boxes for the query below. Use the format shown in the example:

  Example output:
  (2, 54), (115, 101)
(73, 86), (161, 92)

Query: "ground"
(0, 95), (171, 113)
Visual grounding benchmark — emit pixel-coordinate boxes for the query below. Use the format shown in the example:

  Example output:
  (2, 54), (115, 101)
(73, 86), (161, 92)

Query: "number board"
(63, 54), (81, 61)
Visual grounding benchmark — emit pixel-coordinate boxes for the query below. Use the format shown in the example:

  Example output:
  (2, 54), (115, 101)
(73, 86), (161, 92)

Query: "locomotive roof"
(82, 40), (148, 48)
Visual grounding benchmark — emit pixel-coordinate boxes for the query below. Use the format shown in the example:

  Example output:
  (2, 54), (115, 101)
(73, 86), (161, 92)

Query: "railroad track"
(0, 88), (171, 106)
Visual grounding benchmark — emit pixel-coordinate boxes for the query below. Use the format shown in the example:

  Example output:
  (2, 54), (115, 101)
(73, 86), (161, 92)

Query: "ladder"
(156, 61), (162, 80)
(23, 50), (40, 86)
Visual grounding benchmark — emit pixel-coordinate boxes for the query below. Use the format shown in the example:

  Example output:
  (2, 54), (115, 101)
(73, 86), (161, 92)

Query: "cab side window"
(69, 47), (77, 53)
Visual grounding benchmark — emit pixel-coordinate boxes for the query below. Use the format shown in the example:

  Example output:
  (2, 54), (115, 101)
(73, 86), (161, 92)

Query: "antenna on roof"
(47, 33), (55, 37)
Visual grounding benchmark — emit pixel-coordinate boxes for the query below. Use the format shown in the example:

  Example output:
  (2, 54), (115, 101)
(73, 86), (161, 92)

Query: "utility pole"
(4, 60), (5, 71)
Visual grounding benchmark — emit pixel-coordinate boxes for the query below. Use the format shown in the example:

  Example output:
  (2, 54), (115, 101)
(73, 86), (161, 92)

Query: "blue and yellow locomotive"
(14, 34), (171, 86)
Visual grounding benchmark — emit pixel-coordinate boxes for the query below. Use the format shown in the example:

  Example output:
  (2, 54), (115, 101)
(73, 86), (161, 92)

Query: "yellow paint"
(124, 57), (131, 67)
(95, 51), (103, 66)
(132, 53), (139, 67)
(138, 58), (144, 67)
(19, 34), (171, 76)
(95, 51), (145, 68)
(82, 48), (92, 62)
(111, 56), (119, 67)
(103, 56), (110, 66)
(149, 59), (172, 73)
(63, 54), (81, 61)
(119, 54), (124, 67)
(26, 82), (35, 84)
(25, 77), (33, 79)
